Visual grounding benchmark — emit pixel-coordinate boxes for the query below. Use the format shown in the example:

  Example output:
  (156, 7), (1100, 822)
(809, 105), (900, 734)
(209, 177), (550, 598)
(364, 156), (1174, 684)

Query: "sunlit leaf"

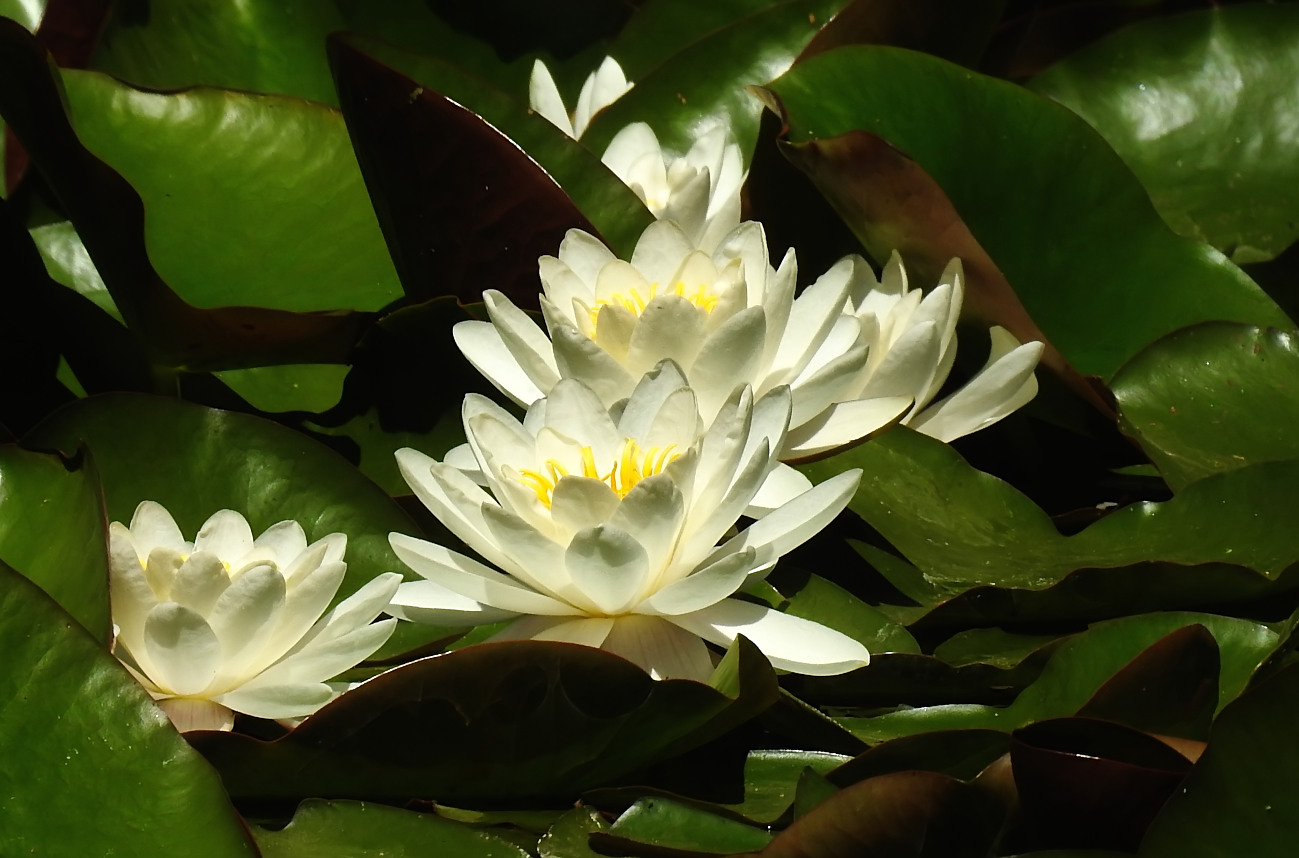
(763, 45), (1290, 378)
(592, 796), (773, 855)
(0, 563), (257, 856)
(1030, 4), (1299, 263)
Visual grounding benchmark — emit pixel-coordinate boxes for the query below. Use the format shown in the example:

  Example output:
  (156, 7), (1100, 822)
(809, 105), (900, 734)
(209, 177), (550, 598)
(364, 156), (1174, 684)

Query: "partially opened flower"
(386, 361), (869, 681)
(454, 220), (1042, 468)
(530, 56), (632, 140)
(109, 502), (401, 732)
(601, 121), (744, 251)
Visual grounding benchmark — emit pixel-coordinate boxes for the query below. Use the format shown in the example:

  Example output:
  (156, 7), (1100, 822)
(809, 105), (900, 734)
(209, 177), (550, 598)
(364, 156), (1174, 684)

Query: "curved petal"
(603, 614), (714, 681)
(216, 680), (336, 721)
(908, 330), (1043, 442)
(669, 599), (870, 675)
(389, 533), (575, 616)
(453, 320), (547, 407)
(387, 578), (520, 626)
(782, 395), (911, 459)
(528, 58), (575, 137)
(157, 698), (235, 733)
(142, 602), (221, 697)
(207, 565), (287, 682)
(169, 551), (231, 616)
(565, 525), (651, 616)
(484, 289), (561, 391)
(252, 520), (307, 567)
(707, 469), (861, 569)
(551, 323), (639, 407)
(491, 614), (615, 648)
(688, 306), (767, 419)
(127, 500), (188, 558)
(557, 229), (617, 285)
(193, 509), (254, 561)
(744, 462), (813, 518)
(251, 619), (396, 690)
(639, 547), (755, 616)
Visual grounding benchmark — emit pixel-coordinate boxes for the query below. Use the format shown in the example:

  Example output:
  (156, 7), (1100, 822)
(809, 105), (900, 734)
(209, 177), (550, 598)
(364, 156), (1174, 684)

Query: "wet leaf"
(780, 571), (920, 654)
(763, 45), (1290, 378)
(1141, 664), (1299, 856)
(0, 444), (107, 641)
(538, 806), (611, 858)
(192, 638), (779, 803)
(253, 799), (531, 858)
(592, 796), (772, 856)
(328, 37), (603, 307)
(93, 0), (343, 105)
(1030, 4), (1299, 263)
(828, 730), (1011, 786)
(1112, 322), (1299, 490)
(0, 563), (257, 856)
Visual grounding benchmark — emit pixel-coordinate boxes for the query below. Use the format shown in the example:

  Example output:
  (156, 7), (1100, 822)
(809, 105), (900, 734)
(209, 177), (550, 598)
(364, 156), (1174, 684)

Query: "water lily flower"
(456, 217), (1038, 473)
(386, 361), (870, 681)
(109, 501), (401, 732)
(601, 121), (744, 251)
(530, 56), (632, 140)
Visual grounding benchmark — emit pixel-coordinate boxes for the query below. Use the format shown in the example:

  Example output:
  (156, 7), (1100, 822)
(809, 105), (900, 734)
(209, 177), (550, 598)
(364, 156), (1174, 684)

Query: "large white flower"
(386, 361), (869, 681)
(529, 56), (632, 140)
(601, 121), (744, 251)
(455, 219), (1040, 468)
(109, 501), (401, 732)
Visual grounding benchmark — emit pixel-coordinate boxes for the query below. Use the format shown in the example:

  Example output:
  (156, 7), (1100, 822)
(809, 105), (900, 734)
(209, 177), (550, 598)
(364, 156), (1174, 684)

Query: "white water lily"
(386, 361), (869, 681)
(456, 218), (1038, 473)
(530, 56), (632, 140)
(601, 121), (744, 251)
(109, 501), (401, 732)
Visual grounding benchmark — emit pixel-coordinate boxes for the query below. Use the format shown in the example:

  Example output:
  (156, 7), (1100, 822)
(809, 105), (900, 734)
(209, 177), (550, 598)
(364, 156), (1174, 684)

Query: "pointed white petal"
(206, 565), (287, 682)
(744, 462), (813, 518)
(143, 603), (221, 696)
(908, 331), (1043, 442)
(387, 578), (520, 626)
(640, 547), (755, 616)
(782, 395), (911, 459)
(603, 615), (714, 680)
(193, 510), (254, 561)
(453, 320), (547, 407)
(707, 469), (861, 569)
(389, 533), (574, 616)
(169, 552), (231, 617)
(529, 59), (575, 137)
(216, 681), (336, 721)
(128, 501), (187, 557)
(670, 599), (870, 675)
(565, 525), (651, 616)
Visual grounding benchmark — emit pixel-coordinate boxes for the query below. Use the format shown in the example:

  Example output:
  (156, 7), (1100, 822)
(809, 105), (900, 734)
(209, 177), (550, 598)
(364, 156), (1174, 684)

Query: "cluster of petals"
(601, 121), (744, 251)
(454, 218), (1043, 473)
(529, 56), (632, 140)
(385, 361), (870, 682)
(109, 501), (401, 732)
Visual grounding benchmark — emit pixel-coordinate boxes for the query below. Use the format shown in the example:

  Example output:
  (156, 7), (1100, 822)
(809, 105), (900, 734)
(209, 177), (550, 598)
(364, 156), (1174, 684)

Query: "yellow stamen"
(519, 440), (681, 508)
(588, 281), (719, 330)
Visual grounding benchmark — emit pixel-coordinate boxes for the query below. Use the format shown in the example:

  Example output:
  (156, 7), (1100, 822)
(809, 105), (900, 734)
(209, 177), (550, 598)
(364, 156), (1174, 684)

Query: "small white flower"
(529, 56), (632, 140)
(387, 362), (870, 681)
(109, 502), (401, 732)
(601, 121), (744, 251)
(454, 220), (1042, 470)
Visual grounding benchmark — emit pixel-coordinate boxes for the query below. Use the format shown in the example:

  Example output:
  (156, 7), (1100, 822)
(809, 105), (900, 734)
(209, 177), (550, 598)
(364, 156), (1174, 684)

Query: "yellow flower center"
(519, 440), (680, 508)
(589, 281), (718, 328)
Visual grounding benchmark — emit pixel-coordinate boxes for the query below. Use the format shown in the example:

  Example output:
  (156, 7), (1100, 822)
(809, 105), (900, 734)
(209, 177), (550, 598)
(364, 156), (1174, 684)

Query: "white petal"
(251, 619), (396, 690)
(157, 698), (235, 732)
(688, 307), (767, 419)
(262, 559), (346, 665)
(565, 525), (651, 616)
(626, 295), (708, 377)
(557, 229), (617, 285)
(782, 395), (912, 459)
(252, 520), (308, 567)
(207, 565), (287, 682)
(706, 469), (861, 569)
(216, 681), (336, 721)
(744, 463), (813, 518)
(193, 509), (254, 562)
(908, 331), (1043, 442)
(491, 614), (616, 648)
(551, 323), (639, 407)
(483, 289), (561, 392)
(395, 450), (517, 573)
(640, 547), (755, 616)
(387, 578), (519, 626)
(481, 505), (592, 608)
(453, 320), (547, 407)
(768, 257), (855, 384)
(389, 533), (575, 616)
(169, 552), (231, 616)
(549, 476), (622, 535)
(603, 615), (714, 680)
(143, 603), (221, 696)
(630, 220), (694, 286)
(109, 525), (157, 656)
(608, 475), (686, 590)
(669, 599), (870, 675)
(529, 58), (575, 137)
(128, 501), (187, 558)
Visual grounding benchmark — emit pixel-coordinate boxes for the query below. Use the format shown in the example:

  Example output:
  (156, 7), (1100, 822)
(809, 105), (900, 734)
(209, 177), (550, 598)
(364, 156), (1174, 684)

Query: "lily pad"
(0, 563), (257, 856)
(1140, 663), (1299, 857)
(1111, 322), (1299, 490)
(592, 796), (773, 855)
(92, 0), (344, 105)
(192, 637), (779, 803)
(803, 427), (1299, 593)
(763, 45), (1290, 378)
(0, 443), (108, 641)
(1030, 4), (1299, 263)
(253, 799), (532, 858)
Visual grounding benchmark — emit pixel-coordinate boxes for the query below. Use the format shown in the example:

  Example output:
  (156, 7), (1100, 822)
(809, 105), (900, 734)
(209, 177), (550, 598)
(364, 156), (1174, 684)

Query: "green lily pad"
(92, 0), (344, 105)
(592, 797), (773, 856)
(779, 571), (920, 654)
(1140, 663), (1299, 857)
(215, 364), (350, 414)
(803, 427), (1299, 593)
(253, 799), (532, 858)
(191, 637), (779, 803)
(1030, 4), (1299, 263)
(841, 612), (1276, 744)
(1112, 322), (1299, 490)
(61, 68), (400, 313)
(583, 0), (850, 163)
(763, 45), (1290, 378)
(0, 563), (257, 856)
(0, 444), (107, 641)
